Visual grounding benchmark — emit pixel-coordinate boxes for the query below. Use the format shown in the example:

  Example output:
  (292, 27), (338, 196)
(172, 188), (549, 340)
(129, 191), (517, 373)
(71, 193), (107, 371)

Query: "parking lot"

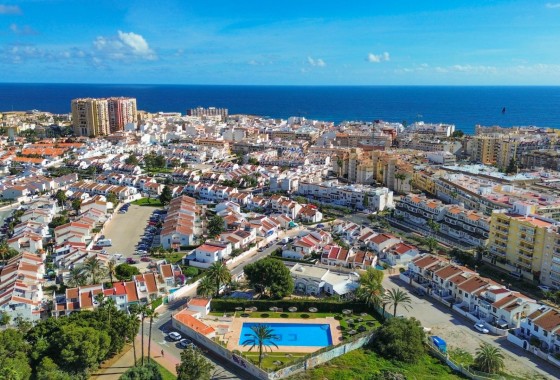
(102, 204), (160, 266)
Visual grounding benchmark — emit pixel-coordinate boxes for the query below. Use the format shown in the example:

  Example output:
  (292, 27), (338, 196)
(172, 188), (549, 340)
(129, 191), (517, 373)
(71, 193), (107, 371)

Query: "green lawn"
(242, 352), (307, 371)
(155, 361), (176, 380)
(135, 358), (176, 380)
(289, 347), (465, 380)
(131, 198), (163, 207)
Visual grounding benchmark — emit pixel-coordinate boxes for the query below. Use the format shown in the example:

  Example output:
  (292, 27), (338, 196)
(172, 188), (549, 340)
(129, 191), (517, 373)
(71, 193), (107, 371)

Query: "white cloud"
(0, 5), (21, 14)
(545, 3), (560, 8)
(367, 51), (390, 63)
(94, 30), (156, 60)
(10, 23), (38, 35)
(307, 56), (326, 67)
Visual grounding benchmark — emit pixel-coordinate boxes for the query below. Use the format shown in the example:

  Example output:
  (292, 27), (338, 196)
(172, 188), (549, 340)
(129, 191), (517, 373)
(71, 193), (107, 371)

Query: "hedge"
(211, 298), (376, 316)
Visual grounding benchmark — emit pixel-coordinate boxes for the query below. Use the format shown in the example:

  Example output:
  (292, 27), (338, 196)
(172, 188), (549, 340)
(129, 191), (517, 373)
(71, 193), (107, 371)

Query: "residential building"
(486, 203), (559, 281)
(290, 263), (359, 297)
(72, 98), (110, 137)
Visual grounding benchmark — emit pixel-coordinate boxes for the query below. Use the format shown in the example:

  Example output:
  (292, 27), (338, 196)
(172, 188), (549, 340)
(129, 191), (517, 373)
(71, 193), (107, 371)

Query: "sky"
(1, 1), (560, 85)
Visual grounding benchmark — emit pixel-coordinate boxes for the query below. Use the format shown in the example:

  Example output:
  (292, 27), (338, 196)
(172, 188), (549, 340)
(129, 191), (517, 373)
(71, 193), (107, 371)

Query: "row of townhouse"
(333, 221), (420, 266)
(53, 243), (111, 273)
(394, 193), (490, 247)
(0, 173), (78, 202)
(282, 230), (332, 260)
(183, 182), (239, 203)
(160, 196), (201, 249)
(297, 180), (394, 211)
(54, 204), (110, 247)
(8, 196), (60, 253)
(53, 263), (180, 316)
(0, 252), (46, 323)
(69, 180), (139, 202)
(320, 245), (378, 269)
(406, 254), (539, 329)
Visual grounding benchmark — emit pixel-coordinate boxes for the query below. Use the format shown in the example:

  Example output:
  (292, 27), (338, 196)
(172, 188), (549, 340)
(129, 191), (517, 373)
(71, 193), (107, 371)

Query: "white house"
(383, 243), (419, 266)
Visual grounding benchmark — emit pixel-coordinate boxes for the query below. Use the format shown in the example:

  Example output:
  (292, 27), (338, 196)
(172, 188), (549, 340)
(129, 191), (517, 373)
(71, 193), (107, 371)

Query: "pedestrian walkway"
(93, 335), (179, 380)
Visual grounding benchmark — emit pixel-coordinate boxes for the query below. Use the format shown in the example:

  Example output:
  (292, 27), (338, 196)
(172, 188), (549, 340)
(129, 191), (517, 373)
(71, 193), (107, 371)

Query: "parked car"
(474, 323), (489, 334)
(538, 285), (552, 292)
(140, 256), (151, 262)
(178, 338), (194, 348)
(126, 258), (137, 264)
(168, 332), (182, 341)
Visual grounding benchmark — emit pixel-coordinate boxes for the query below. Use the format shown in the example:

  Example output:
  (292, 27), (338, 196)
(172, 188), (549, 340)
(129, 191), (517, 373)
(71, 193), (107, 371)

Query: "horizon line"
(2, 82), (560, 88)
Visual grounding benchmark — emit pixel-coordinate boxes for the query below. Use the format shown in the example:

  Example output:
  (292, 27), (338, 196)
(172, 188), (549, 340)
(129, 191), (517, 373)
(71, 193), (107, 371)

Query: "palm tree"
(242, 324), (278, 367)
(107, 259), (117, 285)
(357, 271), (384, 309)
(207, 262), (231, 297)
(475, 245), (488, 261)
(383, 288), (412, 317)
(67, 266), (87, 287)
(427, 219), (440, 237)
(394, 172), (407, 194)
(138, 303), (149, 366)
(425, 236), (438, 254)
(145, 307), (159, 363)
(127, 304), (141, 366)
(83, 256), (107, 285)
(474, 343), (505, 374)
(197, 275), (215, 298)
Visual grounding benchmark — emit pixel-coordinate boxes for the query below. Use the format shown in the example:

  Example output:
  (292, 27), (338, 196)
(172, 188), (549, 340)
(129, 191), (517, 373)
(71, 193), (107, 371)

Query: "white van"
(97, 238), (112, 247)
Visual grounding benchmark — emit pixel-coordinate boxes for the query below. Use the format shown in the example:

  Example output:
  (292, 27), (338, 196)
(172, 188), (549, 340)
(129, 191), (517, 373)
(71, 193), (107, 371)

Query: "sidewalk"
(93, 335), (179, 379)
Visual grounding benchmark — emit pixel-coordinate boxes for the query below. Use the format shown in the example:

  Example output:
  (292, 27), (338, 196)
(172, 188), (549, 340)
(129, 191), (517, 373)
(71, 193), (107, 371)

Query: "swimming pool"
(239, 323), (332, 347)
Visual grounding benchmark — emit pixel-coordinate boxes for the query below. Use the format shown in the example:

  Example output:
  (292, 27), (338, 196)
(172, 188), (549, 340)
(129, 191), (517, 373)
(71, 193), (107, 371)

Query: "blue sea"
(1, 83), (560, 134)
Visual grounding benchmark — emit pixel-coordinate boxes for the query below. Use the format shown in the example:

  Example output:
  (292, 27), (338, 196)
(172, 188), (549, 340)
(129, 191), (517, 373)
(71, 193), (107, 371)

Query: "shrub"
(373, 317), (425, 363)
(211, 298), (375, 316)
(184, 267), (199, 277)
(399, 268), (405, 273)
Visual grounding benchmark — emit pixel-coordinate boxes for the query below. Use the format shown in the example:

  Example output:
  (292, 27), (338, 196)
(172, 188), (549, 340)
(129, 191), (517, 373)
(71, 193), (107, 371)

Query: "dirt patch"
(431, 325), (543, 379)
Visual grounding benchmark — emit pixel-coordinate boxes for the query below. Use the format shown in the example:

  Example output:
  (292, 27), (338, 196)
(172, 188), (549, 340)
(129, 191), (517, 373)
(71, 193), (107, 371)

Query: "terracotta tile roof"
(458, 276), (489, 293)
(188, 298), (211, 307)
(530, 309), (560, 332)
(434, 265), (463, 280)
(174, 310), (215, 336)
(412, 255), (441, 269)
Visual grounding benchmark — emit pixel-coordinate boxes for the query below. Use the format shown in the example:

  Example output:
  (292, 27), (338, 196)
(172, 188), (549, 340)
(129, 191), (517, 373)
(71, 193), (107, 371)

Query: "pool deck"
(225, 317), (342, 353)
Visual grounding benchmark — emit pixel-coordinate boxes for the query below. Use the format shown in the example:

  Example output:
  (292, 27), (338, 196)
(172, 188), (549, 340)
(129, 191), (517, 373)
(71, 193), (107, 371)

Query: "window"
(534, 325), (539, 332)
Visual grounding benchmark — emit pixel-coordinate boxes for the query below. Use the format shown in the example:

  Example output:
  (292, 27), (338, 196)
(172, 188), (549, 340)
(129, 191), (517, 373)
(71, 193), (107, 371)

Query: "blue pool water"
(239, 323), (332, 347)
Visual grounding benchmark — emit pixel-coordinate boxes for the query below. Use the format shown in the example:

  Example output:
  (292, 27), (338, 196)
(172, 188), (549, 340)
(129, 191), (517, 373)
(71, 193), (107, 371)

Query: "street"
(383, 274), (557, 379)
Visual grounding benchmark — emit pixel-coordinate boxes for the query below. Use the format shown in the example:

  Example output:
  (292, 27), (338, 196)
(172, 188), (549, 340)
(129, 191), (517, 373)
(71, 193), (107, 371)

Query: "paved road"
(383, 274), (557, 379)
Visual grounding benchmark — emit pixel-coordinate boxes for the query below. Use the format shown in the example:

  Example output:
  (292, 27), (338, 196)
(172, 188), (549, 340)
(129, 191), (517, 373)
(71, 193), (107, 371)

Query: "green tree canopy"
(120, 361), (163, 380)
(159, 185), (172, 206)
(374, 317), (425, 363)
(124, 154), (139, 166)
(55, 324), (111, 375)
(244, 258), (294, 299)
(71, 198), (82, 213)
(207, 215), (225, 238)
(176, 346), (214, 380)
(115, 263), (140, 281)
(0, 328), (32, 380)
(54, 190), (67, 207)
